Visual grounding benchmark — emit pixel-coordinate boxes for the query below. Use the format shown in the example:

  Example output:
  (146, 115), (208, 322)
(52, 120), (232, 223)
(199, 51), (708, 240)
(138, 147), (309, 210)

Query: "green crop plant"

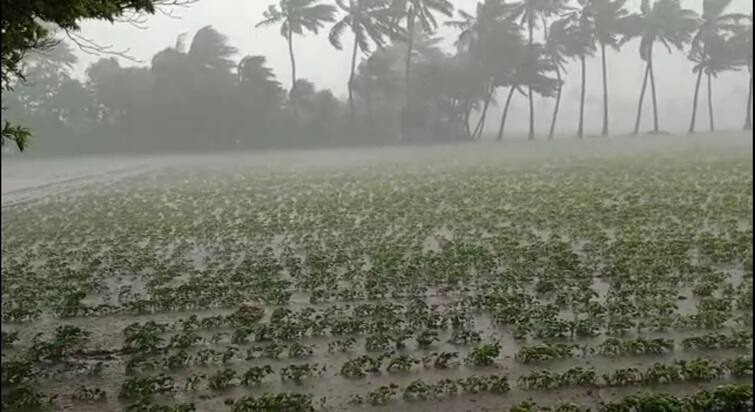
(465, 342), (501, 367)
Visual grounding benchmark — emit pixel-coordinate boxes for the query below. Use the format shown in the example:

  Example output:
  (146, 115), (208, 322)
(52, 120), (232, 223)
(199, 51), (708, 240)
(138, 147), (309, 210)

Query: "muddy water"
(10, 275), (753, 412)
(3, 133), (752, 411)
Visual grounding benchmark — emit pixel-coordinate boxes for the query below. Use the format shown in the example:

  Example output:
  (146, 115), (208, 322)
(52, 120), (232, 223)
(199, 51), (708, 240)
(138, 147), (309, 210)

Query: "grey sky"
(74, 0), (752, 134)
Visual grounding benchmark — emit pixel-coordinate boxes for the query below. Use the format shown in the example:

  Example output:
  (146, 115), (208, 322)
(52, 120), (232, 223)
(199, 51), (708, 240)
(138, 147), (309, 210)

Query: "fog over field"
(2, 130), (749, 204)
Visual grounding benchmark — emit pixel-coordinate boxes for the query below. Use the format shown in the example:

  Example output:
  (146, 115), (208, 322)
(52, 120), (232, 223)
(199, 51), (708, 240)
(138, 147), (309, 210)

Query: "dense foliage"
(2, 0), (752, 154)
(0, 0), (193, 151)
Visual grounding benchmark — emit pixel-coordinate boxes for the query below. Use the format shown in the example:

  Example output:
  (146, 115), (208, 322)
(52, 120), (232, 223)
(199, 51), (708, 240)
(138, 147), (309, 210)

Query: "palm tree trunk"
(746, 64), (752, 130)
(402, 8), (416, 140)
(633, 62), (650, 135)
(548, 65), (562, 140)
(688, 68), (704, 134)
(348, 33), (359, 128)
(463, 99), (473, 139)
(600, 41), (609, 136)
(578, 54), (586, 138)
(707, 71), (714, 132)
(287, 28), (298, 118)
(366, 87), (374, 134)
(497, 87), (516, 141)
(473, 80), (495, 139)
(527, 13), (535, 140)
(648, 52), (659, 133)
(368, 96), (375, 128)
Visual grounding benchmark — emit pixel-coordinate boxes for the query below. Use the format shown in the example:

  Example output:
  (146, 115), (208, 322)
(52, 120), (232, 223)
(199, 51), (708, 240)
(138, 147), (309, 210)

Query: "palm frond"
(329, 18), (351, 49)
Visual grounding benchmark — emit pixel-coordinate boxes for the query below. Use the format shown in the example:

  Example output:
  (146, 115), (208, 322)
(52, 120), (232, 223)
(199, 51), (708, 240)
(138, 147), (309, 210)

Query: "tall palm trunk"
(527, 13), (535, 140)
(600, 41), (609, 136)
(633, 62), (650, 135)
(287, 28), (298, 118)
(688, 68), (704, 134)
(548, 65), (562, 140)
(463, 99), (473, 138)
(366, 86), (374, 134)
(707, 71), (714, 132)
(402, 8), (416, 140)
(473, 80), (495, 139)
(578, 54), (586, 138)
(745, 64), (752, 130)
(648, 52), (659, 132)
(497, 87), (516, 141)
(348, 32), (359, 128)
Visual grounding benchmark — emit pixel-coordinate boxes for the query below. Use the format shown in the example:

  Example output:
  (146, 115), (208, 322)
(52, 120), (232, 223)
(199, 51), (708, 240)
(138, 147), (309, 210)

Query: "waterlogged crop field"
(1, 136), (753, 412)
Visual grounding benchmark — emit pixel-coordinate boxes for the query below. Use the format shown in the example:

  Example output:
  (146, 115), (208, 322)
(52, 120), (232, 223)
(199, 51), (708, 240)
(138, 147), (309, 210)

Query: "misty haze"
(1, 1), (753, 411)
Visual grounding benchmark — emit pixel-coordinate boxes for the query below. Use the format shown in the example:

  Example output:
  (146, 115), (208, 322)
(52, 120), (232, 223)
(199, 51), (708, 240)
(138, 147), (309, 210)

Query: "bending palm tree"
(256, 0), (337, 118)
(563, 2), (597, 138)
(687, 0), (746, 133)
(589, 0), (633, 136)
(493, 34), (558, 140)
(543, 18), (583, 139)
(389, 0), (453, 140)
(187, 26), (238, 71)
(689, 33), (740, 133)
(621, 0), (697, 135)
(512, 0), (569, 140)
(329, 0), (397, 125)
(446, 0), (516, 140)
(730, 13), (752, 130)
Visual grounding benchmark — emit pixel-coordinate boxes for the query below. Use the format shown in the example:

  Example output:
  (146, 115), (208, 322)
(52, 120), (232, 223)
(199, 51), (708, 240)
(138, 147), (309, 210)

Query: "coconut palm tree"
(353, 46), (403, 132)
(588, 0), (634, 136)
(236, 55), (286, 142)
(687, 0), (746, 133)
(689, 32), (740, 133)
(256, 0), (337, 118)
(446, 0), (518, 140)
(543, 18), (583, 139)
(329, 0), (398, 124)
(447, 0), (514, 55)
(440, 51), (489, 140)
(237, 55), (284, 106)
(351, 31), (444, 139)
(493, 36), (558, 140)
(388, 0), (454, 140)
(187, 26), (238, 72)
(562, 2), (597, 138)
(511, 0), (570, 140)
(621, 0), (698, 135)
(730, 14), (752, 130)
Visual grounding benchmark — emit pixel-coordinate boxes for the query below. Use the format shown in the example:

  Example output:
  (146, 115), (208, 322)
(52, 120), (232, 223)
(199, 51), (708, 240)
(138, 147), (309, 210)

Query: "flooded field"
(1, 133), (753, 411)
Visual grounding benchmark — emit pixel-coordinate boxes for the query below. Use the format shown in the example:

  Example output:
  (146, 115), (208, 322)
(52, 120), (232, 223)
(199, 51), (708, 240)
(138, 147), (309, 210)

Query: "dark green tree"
(0, 0), (190, 151)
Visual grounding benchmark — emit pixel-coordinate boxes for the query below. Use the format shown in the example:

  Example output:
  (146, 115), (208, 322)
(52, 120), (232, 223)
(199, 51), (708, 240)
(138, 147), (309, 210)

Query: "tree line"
(2, 0), (752, 154)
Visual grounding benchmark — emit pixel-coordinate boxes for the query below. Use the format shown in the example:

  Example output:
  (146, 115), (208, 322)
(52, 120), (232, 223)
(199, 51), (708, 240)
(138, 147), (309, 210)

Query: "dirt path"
(1, 156), (160, 207)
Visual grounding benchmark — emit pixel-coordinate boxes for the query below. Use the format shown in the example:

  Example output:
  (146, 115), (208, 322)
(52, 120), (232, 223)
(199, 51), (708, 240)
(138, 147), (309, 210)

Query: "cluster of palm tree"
(255, 0), (752, 140)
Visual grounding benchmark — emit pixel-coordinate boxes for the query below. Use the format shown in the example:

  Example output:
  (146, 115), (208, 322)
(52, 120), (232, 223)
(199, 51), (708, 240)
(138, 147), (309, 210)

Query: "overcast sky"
(73, 0), (753, 135)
